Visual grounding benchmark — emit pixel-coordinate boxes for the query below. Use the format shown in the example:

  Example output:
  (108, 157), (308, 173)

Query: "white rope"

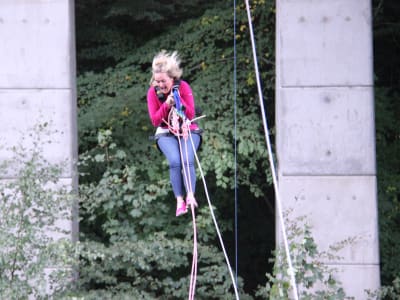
(188, 130), (241, 300)
(244, 1), (299, 299)
(167, 109), (239, 299)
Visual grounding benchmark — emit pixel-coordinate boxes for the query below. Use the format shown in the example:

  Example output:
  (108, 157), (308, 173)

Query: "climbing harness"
(244, 0), (299, 299)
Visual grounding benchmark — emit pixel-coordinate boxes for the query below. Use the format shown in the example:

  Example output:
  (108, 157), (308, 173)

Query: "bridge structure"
(0, 0), (78, 287)
(0, 0), (380, 298)
(276, 0), (380, 297)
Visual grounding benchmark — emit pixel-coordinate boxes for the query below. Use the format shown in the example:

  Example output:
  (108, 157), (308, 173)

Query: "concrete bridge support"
(276, 0), (380, 297)
(0, 1), (77, 170)
(0, 0), (78, 291)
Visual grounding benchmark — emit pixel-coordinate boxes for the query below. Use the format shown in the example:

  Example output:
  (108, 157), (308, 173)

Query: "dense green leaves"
(74, 0), (400, 297)
(76, 0), (275, 297)
(373, 0), (400, 287)
(256, 214), (352, 299)
(0, 123), (77, 299)
(375, 87), (400, 284)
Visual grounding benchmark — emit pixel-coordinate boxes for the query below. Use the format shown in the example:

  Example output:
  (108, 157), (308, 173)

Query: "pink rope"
(164, 108), (198, 300)
(188, 203), (198, 300)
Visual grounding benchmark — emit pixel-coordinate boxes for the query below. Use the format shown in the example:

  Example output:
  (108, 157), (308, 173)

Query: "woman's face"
(153, 72), (173, 94)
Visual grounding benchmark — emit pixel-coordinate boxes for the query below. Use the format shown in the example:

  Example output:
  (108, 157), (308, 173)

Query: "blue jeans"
(157, 133), (201, 198)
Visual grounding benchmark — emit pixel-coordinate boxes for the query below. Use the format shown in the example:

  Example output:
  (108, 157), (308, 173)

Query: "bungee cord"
(165, 108), (198, 300)
(243, 1), (299, 299)
(233, 0), (239, 287)
(181, 128), (198, 300)
(164, 106), (240, 300)
(188, 129), (241, 300)
(188, 204), (198, 300)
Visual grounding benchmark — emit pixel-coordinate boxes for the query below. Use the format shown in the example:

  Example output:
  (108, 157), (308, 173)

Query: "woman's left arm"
(179, 81), (196, 120)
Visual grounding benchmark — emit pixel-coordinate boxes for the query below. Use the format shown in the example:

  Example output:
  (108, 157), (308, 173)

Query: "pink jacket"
(147, 80), (199, 131)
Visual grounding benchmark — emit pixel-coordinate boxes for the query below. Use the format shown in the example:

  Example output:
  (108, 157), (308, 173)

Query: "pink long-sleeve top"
(147, 80), (199, 130)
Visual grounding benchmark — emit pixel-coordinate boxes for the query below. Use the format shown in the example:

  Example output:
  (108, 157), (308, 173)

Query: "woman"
(147, 50), (201, 217)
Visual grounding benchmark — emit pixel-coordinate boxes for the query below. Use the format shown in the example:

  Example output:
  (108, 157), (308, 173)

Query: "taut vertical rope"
(188, 130), (240, 300)
(233, 0), (239, 286)
(188, 203), (198, 300)
(166, 107), (198, 300)
(165, 107), (240, 299)
(244, 0), (299, 299)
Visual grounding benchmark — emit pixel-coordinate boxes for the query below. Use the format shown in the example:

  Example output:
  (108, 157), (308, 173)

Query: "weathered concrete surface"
(0, 89), (76, 178)
(0, 1), (77, 171)
(0, 1), (78, 296)
(276, 0), (380, 298)
(277, 87), (376, 175)
(279, 176), (379, 264)
(0, 0), (74, 88)
(278, 0), (373, 87)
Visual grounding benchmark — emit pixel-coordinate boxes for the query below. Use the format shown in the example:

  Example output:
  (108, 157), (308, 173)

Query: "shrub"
(0, 122), (77, 299)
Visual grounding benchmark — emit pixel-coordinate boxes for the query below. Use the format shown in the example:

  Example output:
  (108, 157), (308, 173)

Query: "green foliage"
(75, 0), (219, 72)
(75, 131), (250, 298)
(373, 0), (400, 286)
(373, 1), (400, 283)
(375, 87), (400, 284)
(256, 214), (354, 299)
(75, 0), (277, 297)
(73, 0), (400, 297)
(75, 0), (400, 296)
(0, 122), (77, 299)
(77, 0), (276, 196)
(367, 277), (400, 300)
(373, 0), (400, 88)
(78, 1), (275, 298)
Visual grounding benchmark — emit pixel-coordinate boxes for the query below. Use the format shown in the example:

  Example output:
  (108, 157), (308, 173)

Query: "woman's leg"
(180, 133), (201, 196)
(157, 136), (184, 198)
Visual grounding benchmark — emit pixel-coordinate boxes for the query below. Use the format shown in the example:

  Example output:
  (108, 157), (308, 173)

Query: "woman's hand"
(166, 94), (175, 107)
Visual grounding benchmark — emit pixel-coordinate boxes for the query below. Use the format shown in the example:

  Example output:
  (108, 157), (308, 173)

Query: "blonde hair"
(150, 50), (183, 85)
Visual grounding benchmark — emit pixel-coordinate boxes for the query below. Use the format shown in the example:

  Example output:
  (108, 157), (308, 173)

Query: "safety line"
(167, 99), (239, 298)
(181, 135), (198, 300)
(166, 107), (198, 300)
(233, 0), (239, 286)
(243, 1), (299, 299)
(188, 130), (240, 300)
(178, 137), (197, 300)
(188, 204), (198, 300)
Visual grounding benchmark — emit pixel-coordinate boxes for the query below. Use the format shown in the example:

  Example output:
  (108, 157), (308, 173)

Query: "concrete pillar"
(276, 0), (380, 297)
(0, 0), (78, 291)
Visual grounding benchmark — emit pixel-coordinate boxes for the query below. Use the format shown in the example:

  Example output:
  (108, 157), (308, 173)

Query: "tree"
(74, 0), (400, 296)
(75, 0), (276, 297)
(373, 0), (400, 285)
(0, 122), (77, 299)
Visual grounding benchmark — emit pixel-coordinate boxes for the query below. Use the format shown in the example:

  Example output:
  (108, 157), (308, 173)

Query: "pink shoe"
(186, 197), (198, 208)
(176, 201), (188, 217)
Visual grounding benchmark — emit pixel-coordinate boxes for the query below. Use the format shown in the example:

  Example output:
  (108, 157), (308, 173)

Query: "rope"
(188, 203), (198, 300)
(165, 106), (198, 300)
(178, 135), (198, 300)
(165, 107), (240, 300)
(233, 0), (239, 286)
(181, 128), (198, 300)
(188, 130), (240, 300)
(243, 1), (299, 299)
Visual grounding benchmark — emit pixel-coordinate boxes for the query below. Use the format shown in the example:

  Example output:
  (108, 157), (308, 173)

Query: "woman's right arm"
(147, 88), (170, 127)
